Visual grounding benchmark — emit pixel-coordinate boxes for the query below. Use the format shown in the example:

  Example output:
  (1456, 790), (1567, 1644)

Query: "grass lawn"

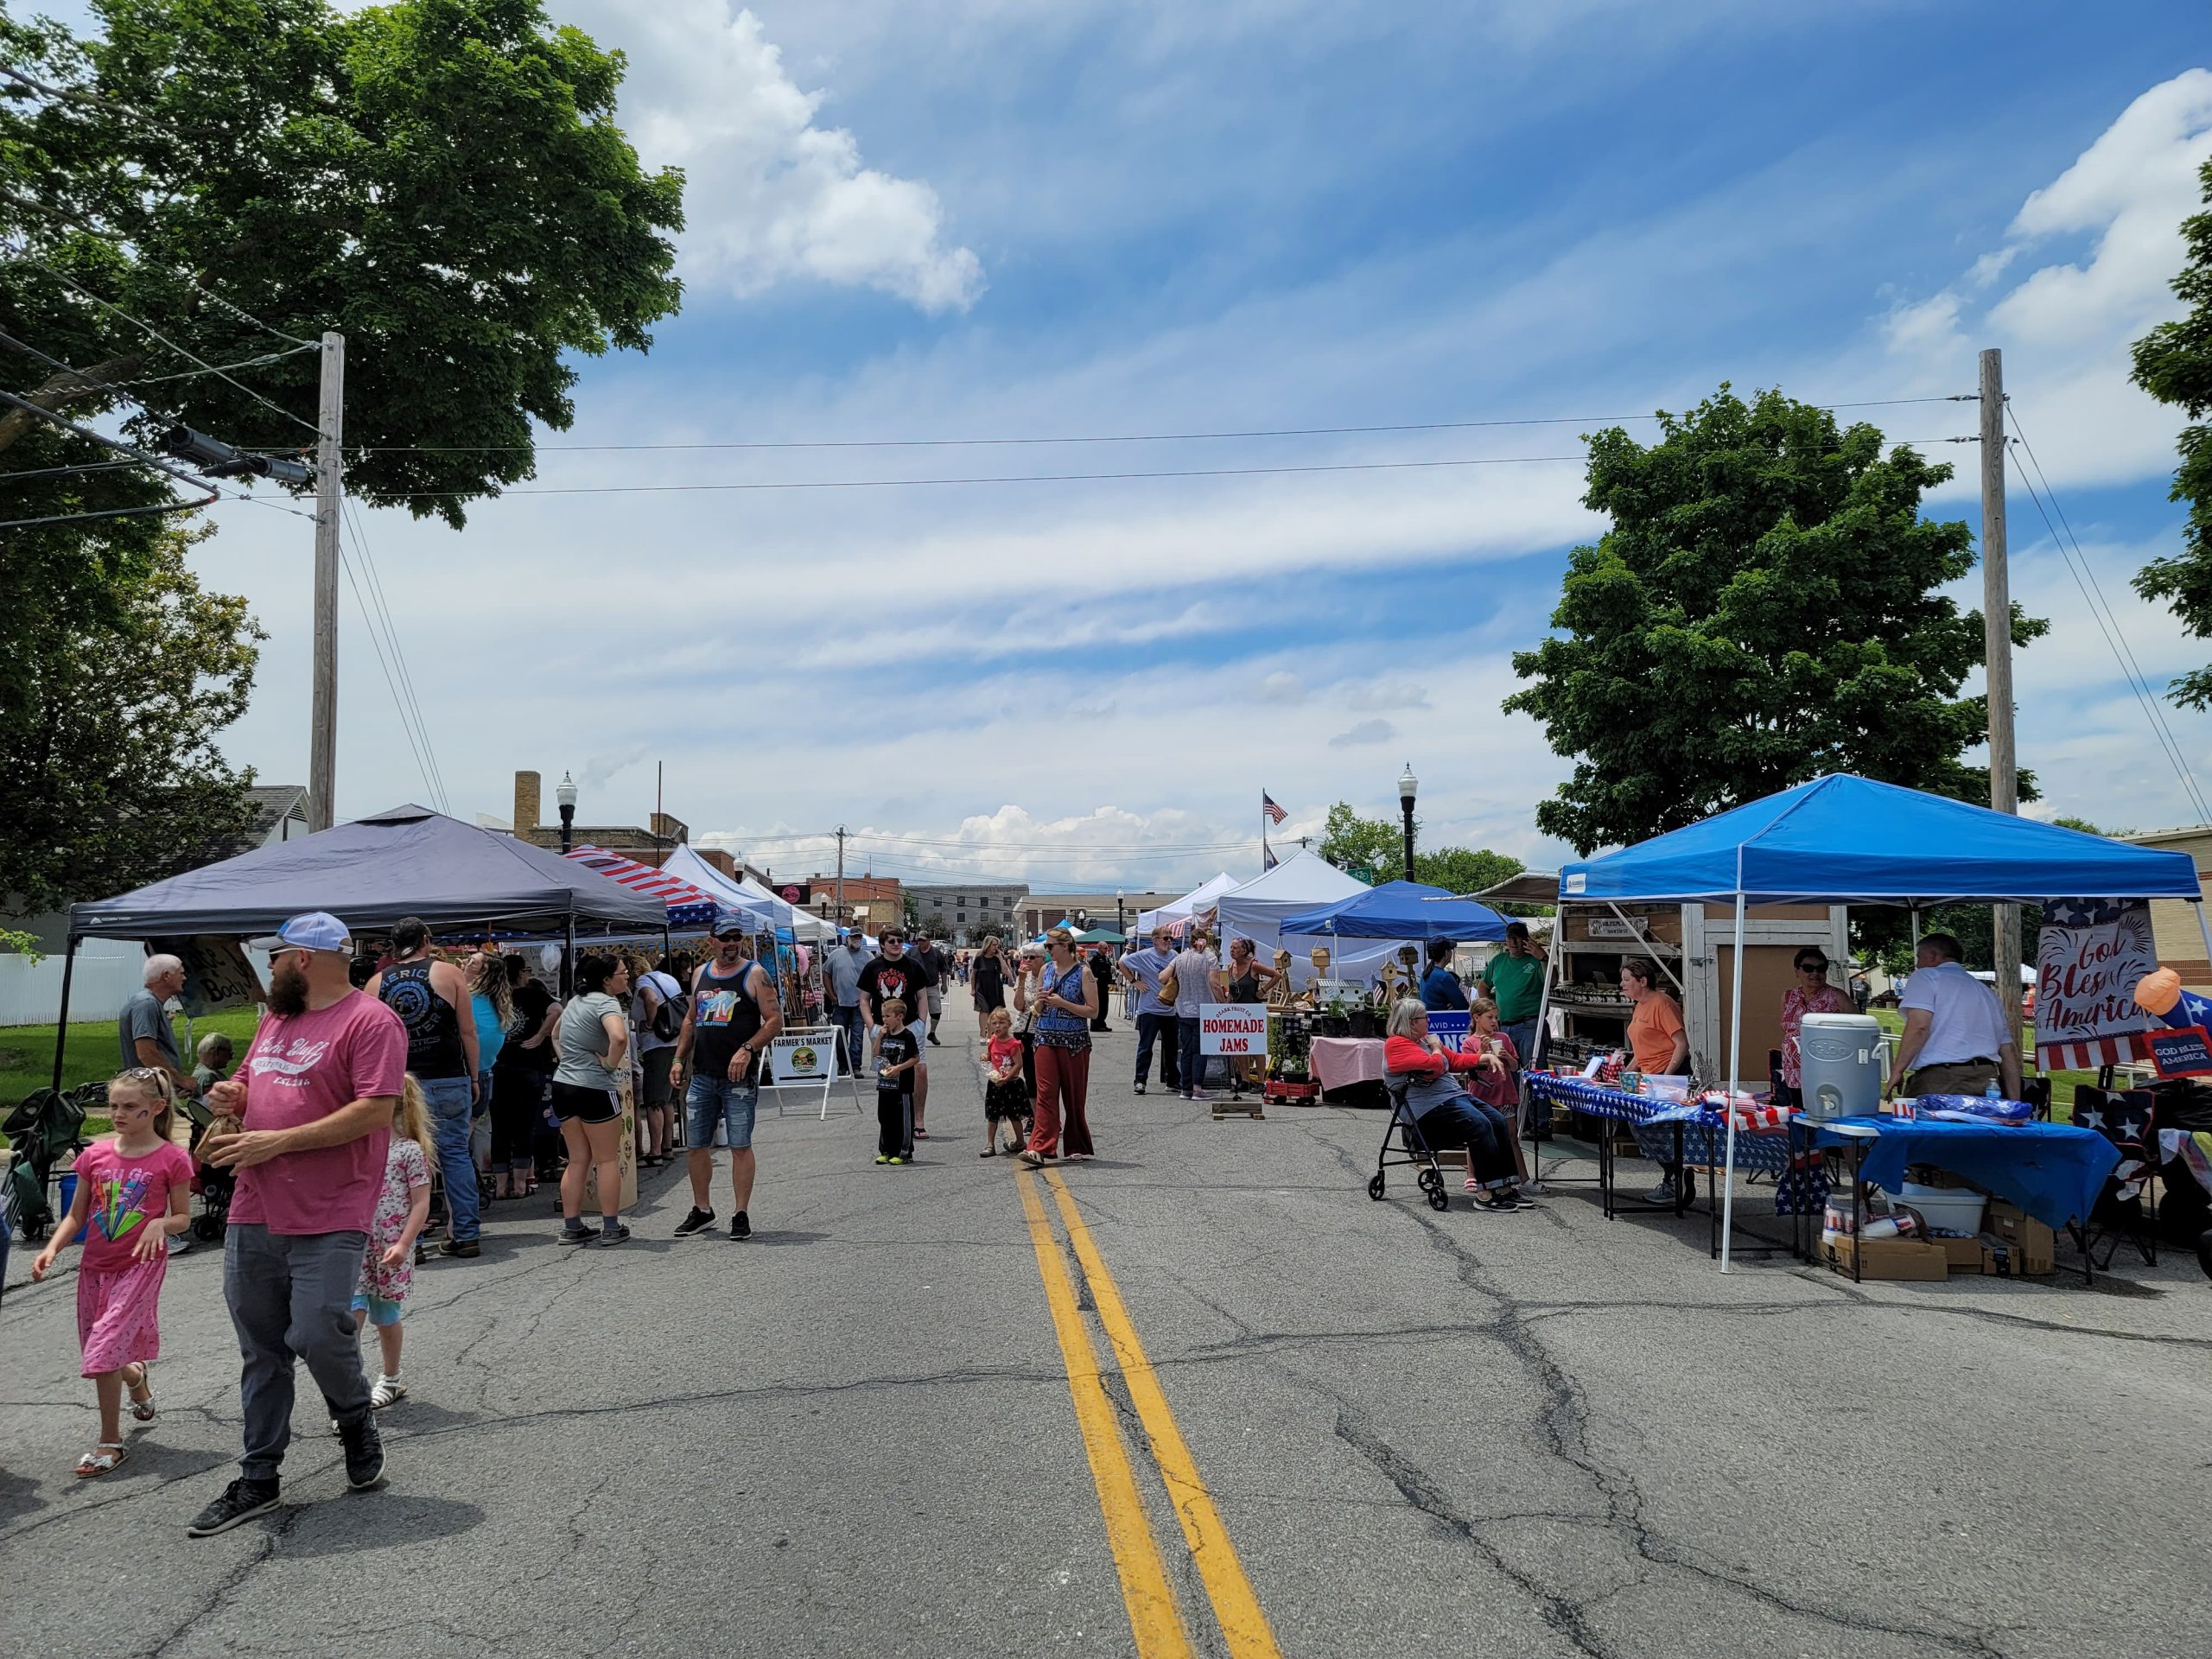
(1, 1008), (264, 1134)
(1868, 1007), (2086, 1117)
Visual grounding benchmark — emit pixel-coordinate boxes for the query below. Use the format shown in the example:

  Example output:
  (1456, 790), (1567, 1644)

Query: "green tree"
(1315, 801), (1526, 900)
(2132, 156), (2212, 708)
(1, 524), (264, 912)
(1504, 386), (2045, 854)
(1414, 846), (1524, 897)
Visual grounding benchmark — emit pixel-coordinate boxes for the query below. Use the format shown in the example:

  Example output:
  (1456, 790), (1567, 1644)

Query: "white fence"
(0, 939), (149, 1027)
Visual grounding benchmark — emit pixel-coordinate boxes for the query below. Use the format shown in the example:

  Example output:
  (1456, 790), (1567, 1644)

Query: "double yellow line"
(1015, 1164), (1281, 1659)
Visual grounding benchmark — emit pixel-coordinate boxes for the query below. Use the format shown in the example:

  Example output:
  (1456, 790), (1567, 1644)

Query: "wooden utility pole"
(1980, 346), (2023, 1033)
(308, 330), (345, 831)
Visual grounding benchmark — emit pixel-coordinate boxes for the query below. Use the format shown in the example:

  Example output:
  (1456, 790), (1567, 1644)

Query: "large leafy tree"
(2132, 156), (2212, 708)
(0, 0), (683, 906)
(1504, 387), (2045, 855)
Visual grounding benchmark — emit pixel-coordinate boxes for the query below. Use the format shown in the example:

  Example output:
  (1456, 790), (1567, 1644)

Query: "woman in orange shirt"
(1621, 957), (1691, 1208)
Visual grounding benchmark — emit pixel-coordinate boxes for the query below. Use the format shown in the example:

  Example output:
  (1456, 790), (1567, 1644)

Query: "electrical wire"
(341, 496), (452, 813)
(734, 829), (1255, 852)
(336, 397), (1967, 456)
(116, 342), (318, 387)
(2000, 411), (2212, 824)
(336, 537), (444, 812)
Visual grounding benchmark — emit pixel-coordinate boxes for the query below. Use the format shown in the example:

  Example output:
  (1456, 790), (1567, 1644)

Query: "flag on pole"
(1262, 791), (1287, 825)
(1263, 840), (1280, 870)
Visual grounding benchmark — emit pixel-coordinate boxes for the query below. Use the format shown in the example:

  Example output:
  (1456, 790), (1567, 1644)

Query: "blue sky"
(135, 0), (2212, 891)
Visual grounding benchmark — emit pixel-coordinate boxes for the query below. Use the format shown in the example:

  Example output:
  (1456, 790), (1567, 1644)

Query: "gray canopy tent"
(54, 804), (669, 1087)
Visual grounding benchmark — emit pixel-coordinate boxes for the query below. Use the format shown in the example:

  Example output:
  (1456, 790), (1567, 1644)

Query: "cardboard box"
(1933, 1235), (1989, 1274)
(1985, 1201), (2056, 1275)
(1821, 1235), (1950, 1281)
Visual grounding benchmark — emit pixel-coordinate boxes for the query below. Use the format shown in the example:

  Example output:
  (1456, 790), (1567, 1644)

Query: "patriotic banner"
(2034, 898), (2160, 1071)
(565, 845), (719, 926)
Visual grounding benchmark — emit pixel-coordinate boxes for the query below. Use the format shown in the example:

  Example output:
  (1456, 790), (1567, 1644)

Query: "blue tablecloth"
(1809, 1116), (2119, 1231)
(1527, 1073), (1798, 1179)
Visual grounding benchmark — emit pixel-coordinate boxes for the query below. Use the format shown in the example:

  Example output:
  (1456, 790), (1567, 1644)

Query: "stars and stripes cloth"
(1262, 791), (1287, 825)
(563, 845), (718, 926)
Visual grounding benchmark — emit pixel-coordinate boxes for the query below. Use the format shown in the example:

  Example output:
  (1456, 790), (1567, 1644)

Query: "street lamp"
(1116, 888), (1125, 938)
(1398, 764), (1418, 881)
(556, 771), (578, 854)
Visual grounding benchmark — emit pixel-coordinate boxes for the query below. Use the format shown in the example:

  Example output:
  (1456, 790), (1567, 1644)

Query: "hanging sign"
(2147, 1027), (2212, 1079)
(1198, 1003), (1269, 1056)
(2033, 898), (2159, 1070)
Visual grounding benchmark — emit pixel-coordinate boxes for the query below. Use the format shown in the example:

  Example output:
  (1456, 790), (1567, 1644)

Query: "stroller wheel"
(1426, 1186), (1451, 1212)
(1367, 1173), (1387, 1201)
(1416, 1168), (1442, 1192)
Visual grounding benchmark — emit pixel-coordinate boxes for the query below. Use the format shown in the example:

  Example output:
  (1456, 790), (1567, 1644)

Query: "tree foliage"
(1504, 386), (2044, 855)
(0, 0), (685, 524)
(1315, 802), (1525, 900)
(2132, 156), (2212, 708)
(1, 524), (264, 912)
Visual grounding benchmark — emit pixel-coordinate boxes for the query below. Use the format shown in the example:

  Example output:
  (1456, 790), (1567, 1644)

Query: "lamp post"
(556, 771), (579, 854)
(1116, 888), (1125, 939)
(1398, 765), (1418, 882)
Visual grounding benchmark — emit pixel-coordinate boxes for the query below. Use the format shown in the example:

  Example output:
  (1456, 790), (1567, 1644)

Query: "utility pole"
(1980, 346), (2023, 1036)
(835, 826), (847, 929)
(308, 330), (345, 831)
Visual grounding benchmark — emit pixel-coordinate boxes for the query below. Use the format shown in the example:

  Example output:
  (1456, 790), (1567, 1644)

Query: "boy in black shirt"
(874, 999), (922, 1164)
(859, 928), (937, 1136)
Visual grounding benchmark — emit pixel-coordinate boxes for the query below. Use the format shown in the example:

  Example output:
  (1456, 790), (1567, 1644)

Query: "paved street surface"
(7, 995), (2210, 1659)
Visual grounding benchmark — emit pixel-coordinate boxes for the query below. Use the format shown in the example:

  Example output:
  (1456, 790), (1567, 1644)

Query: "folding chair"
(2073, 1084), (2158, 1268)
(1366, 1073), (1450, 1212)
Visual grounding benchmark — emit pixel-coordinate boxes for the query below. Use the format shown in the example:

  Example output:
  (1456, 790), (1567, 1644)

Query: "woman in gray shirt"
(551, 953), (632, 1246)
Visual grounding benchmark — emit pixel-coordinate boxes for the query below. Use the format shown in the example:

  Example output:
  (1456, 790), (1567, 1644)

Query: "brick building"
(900, 885), (1029, 945)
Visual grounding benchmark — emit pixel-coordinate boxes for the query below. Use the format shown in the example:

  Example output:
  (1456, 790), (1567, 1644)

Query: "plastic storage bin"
(1898, 1182), (1988, 1236)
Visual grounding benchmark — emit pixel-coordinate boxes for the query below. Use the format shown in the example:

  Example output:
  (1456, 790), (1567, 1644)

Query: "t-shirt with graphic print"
(73, 1138), (194, 1273)
(229, 989), (408, 1236)
(876, 1027), (921, 1101)
(858, 954), (935, 1028)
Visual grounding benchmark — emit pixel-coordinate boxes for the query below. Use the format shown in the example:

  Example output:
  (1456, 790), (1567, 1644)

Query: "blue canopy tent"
(1281, 880), (1510, 942)
(1556, 774), (2206, 1268)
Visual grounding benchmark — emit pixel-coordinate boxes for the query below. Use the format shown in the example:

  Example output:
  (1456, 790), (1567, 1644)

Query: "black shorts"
(550, 1080), (620, 1125)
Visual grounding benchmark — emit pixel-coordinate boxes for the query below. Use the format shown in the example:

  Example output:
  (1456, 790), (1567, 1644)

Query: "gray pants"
(224, 1222), (372, 1482)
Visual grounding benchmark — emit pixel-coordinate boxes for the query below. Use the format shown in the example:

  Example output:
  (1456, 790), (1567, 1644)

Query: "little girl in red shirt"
(32, 1068), (194, 1478)
(980, 1008), (1032, 1157)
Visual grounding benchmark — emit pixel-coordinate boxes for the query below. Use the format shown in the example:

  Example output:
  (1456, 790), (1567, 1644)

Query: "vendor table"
(1809, 1115), (2119, 1284)
(1308, 1037), (1388, 1095)
(1527, 1073), (1803, 1260)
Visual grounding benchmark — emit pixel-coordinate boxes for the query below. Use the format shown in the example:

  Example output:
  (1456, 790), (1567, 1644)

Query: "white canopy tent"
(1213, 851), (1400, 987)
(659, 844), (836, 943)
(1135, 872), (1238, 936)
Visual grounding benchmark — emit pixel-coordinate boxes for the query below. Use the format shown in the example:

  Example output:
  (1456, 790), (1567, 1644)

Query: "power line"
(338, 397), (1966, 456)
(734, 829), (1253, 851)
(117, 342), (318, 387)
(2000, 410), (2211, 824)
(335, 538), (443, 812)
(341, 497), (451, 813)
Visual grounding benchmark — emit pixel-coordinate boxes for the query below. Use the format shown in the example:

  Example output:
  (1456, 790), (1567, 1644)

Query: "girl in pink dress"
(352, 1076), (435, 1411)
(31, 1068), (194, 1478)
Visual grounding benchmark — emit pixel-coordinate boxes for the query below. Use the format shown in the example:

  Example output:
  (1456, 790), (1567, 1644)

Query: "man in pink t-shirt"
(188, 912), (407, 1539)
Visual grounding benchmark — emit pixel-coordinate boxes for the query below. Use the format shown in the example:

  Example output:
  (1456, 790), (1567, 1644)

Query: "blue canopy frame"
(1553, 775), (2207, 1270)
(1281, 880), (1510, 942)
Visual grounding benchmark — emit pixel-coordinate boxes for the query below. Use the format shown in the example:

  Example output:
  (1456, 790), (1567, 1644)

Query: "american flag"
(1262, 791), (1287, 825)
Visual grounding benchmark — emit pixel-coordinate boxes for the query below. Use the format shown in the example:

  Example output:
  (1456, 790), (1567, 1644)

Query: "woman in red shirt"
(1383, 1000), (1533, 1212)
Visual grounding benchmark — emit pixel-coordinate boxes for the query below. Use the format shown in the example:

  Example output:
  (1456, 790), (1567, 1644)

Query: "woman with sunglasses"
(1778, 948), (1850, 1108)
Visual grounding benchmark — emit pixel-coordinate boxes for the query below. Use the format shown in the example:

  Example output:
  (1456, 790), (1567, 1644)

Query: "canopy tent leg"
(1720, 893), (1746, 1272)
(562, 906), (576, 999)
(49, 936), (80, 1092)
(2194, 900), (2212, 986)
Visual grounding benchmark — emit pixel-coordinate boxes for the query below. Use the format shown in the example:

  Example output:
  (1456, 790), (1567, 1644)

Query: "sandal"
(124, 1363), (156, 1421)
(75, 1443), (129, 1478)
(979, 1147), (998, 1158)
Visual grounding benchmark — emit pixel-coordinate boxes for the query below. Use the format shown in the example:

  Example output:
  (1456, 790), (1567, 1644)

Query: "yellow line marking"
(1044, 1167), (1286, 1659)
(1014, 1166), (1194, 1658)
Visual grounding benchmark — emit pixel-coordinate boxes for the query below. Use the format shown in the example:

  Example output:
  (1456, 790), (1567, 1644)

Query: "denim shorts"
(686, 1073), (760, 1150)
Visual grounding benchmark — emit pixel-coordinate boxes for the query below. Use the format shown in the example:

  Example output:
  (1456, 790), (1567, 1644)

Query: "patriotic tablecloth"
(1527, 1073), (1807, 1186)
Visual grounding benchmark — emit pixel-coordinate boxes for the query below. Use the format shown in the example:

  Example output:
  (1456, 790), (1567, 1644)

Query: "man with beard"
(910, 931), (949, 1046)
(188, 912), (407, 1536)
(859, 929), (937, 1136)
(668, 913), (783, 1241)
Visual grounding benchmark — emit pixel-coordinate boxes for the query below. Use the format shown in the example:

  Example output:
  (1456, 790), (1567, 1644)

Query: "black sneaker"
(187, 1478), (281, 1537)
(1134, 1081), (1147, 1095)
(557, 1224), (596, 1246)
(337, 1412), (386, 1491)
(730, 1211), (752, 1240)
(599, 1222), (631, 1246)
(674, 1207), (715, 1237)
(436, 1238), (480, 1259)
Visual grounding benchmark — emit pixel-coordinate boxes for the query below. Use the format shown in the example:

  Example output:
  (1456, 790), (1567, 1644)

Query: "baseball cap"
(247, 911), (353, 954)
(710, 907), (752, 939)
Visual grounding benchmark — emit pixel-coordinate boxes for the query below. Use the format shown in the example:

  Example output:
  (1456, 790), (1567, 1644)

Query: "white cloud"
(1328, 718), (1398, 747)
(1259, 671), (1306, 703)
(575, 2), (983, 312)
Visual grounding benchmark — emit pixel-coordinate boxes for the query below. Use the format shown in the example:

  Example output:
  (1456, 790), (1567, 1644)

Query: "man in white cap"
(188, 912), (407, 1537)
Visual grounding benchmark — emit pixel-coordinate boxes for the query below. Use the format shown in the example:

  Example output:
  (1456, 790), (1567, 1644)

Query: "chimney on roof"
(514, 770), (541, 833)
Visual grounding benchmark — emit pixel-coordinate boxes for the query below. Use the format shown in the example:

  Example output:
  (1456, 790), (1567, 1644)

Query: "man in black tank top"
(367, 918), (482, 1255)
(668, 914), (783, 1241)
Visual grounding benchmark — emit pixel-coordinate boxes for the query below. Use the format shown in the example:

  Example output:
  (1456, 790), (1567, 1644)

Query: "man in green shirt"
(1480, 922), (1547, 1095)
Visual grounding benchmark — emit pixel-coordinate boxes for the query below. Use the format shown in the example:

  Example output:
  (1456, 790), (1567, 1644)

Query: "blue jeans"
(1177, 1014), (1206, 1094)
(831, 1006), (867, 1077)
(687, 1073), (760, 1150)
(1503, 1018), (1542, 1126)
(1135, 1010), (1181, 1090)
(421, 1074), (479, 1242)
(225, 1223), (372, 1480)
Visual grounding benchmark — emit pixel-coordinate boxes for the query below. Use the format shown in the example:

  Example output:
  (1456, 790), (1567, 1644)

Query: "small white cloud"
(1259, 671), (1306, 703)
(1346, 679), (1432, 713)
(1328, 718), (1397, 748)
(579, 3), (984, 313)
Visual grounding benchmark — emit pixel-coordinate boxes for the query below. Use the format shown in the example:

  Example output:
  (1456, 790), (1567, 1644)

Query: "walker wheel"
(1367, 1173), (1387, 1201)
(1417, 1168), (1442, 1192)
(193, 1214), (222, 1242)
(1426, 1186), (1451, 1211)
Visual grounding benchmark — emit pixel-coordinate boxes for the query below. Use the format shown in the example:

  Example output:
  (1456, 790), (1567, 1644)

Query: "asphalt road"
(6, 995), (2210, 1659)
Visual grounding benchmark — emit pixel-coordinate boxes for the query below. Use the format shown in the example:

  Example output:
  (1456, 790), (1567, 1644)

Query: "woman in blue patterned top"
(1016, 928), (1098, 1166)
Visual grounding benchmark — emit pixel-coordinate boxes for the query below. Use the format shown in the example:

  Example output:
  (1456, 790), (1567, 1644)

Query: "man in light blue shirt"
(1116, 925), (1182, 1095)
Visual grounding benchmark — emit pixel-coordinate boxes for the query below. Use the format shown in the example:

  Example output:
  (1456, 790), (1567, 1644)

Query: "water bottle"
(1984, 1079), (2002, 1100)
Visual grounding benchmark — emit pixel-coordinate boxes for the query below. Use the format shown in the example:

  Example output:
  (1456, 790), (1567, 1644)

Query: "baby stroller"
(1367, 1074), (1450, 1212)
(4, 1085), (92, 1243)
(181, 1094), (238, 1242)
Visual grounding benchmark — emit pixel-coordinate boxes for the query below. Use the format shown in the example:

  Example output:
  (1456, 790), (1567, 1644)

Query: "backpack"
(647, 973), (689, 1040)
